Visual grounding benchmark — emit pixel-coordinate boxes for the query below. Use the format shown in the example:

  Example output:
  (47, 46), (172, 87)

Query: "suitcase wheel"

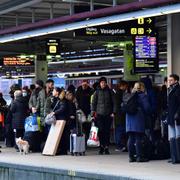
(83, 152), (85, 156)
(79, 153), (82, 156)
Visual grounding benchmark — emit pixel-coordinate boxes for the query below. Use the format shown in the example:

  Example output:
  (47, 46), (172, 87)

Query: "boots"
(169, 138), (180, 164)
(176, 137), (180, 162)
(98, 146), (104, 155)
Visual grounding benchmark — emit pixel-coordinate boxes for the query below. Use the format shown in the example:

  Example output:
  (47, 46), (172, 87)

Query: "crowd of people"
(0, 74), (179, 164)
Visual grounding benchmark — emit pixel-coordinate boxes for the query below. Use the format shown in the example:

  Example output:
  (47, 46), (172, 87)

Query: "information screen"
(134, 35), (158, 73)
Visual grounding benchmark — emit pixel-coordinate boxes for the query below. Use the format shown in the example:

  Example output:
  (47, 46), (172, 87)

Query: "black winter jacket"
(76, 86), (93, 116)
(51, 97), (68, 121)
(167, 83), (180, 125)
(10, 97), (29, 129)
(91, 86), (115, 116)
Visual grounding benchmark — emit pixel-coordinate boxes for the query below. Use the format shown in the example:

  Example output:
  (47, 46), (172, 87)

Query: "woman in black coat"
(10, 90), (29, 142)
(50, 87), (69, 155)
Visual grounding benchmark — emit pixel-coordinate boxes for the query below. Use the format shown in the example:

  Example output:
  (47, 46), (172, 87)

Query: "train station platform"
(0, 146), (179, 180)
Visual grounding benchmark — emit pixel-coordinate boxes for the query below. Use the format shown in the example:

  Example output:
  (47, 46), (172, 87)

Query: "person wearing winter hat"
(91, 76), (115, 155)
(99, 77), (107, 84)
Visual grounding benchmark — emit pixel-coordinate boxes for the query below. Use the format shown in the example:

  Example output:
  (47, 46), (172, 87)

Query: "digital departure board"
(133, 35), (159, 73)
(3, 57), (34, 66)
(135, 36), (157, 59)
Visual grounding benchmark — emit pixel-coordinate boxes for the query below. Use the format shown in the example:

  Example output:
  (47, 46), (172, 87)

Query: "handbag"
(45, 100), (60, 125)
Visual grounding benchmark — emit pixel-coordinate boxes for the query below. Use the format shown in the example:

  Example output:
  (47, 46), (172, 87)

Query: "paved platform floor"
(0, 146), (179, 180)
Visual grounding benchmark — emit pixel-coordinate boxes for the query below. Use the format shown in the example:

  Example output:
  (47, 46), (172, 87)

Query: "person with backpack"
(126, 82), (151, 162)
(167, 74), (180, 164)
(91, 77), (115, 155)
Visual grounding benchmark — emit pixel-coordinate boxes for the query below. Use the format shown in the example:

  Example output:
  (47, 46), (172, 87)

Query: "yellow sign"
(146, 28), (152, 34)
(131, 28), (137, 35)
(146, 18), (152, 24)
(49, 46), (57, 54)
(138, 28), (144, 35)
(138, 18), (144, 25)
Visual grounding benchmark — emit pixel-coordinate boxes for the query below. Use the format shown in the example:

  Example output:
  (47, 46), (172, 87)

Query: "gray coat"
(91, 86), (115, 116)
(29, 88), (46, 119)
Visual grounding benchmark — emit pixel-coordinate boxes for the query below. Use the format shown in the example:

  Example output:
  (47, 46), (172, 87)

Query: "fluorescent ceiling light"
(48, 56), (123, 64)
(0, 3), (180, 43)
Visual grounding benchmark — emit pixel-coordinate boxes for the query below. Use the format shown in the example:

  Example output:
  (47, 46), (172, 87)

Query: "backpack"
(122, 92), (138, 115)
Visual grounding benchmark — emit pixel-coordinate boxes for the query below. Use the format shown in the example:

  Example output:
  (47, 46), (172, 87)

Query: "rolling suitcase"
(70, 133), (85, 156)
(69, 110), (86, 156)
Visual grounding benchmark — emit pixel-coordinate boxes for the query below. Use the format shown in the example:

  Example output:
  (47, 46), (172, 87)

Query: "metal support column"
(16, 14), (19, 26)
(70, 0), (74, 15)
(113, 0), (117, 7)
(167, 14), (180, 76)
(50, 3), (54, 19)
(90, 0), (94, 11)
(32, 8), (35, 23)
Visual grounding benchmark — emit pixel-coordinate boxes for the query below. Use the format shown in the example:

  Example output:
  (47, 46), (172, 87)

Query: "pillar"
(123, 42), (139, 81)
(70, 0), (74, 15)
(90, 0), (94, 11)
(167, 14), (180, 76)
(32, 8), (35, 23)
(113, 0), (117, 7)
(35, 55), (47, 83)
(50, 3), (54, 19)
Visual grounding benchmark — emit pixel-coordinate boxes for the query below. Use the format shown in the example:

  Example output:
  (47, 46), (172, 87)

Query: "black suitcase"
(153, 137), (170, 160)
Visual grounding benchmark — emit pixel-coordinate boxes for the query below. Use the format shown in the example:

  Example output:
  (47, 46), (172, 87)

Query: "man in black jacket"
(91, 77), (115, 155)
(167, 74), (180, 164)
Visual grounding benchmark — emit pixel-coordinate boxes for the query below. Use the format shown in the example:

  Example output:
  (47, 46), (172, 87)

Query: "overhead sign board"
(46, 39), (60, 55)
(75, 17), (155, 36)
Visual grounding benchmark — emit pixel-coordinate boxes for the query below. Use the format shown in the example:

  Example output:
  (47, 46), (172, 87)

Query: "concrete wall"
(0, 163), (136, 180)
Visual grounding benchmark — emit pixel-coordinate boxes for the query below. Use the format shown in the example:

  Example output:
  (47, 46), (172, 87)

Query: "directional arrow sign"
(146, 18), (152, 24)
(146, 28), (152, 34)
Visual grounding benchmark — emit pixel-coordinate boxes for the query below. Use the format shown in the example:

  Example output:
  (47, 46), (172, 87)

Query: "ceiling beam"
(0, 0), (43, 15)
(0, 0), (178, 36)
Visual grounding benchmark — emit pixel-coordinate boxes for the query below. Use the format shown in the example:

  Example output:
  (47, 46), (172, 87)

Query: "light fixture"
(0, 3), (180, 43)
(48, 56), (123, 64)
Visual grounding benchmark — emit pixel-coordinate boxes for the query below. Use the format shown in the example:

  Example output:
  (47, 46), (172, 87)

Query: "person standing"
(114, 81), (128, 151)
(29, 80), (46, 125)
(126, 82), (151, 162)
(10, 90), (29, 149)
(167, 74), (180, 164)
(91, 77), (115, 155)
(76, 80), (93, 140)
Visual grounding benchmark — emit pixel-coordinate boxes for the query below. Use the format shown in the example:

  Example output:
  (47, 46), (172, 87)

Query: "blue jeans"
(128, 132), (143, 159)
(168, 124), (180, 140)
(115, 125), (126, 148)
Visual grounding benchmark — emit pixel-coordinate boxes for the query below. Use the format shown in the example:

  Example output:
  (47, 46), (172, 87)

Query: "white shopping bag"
(87, 123), (100, 147)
